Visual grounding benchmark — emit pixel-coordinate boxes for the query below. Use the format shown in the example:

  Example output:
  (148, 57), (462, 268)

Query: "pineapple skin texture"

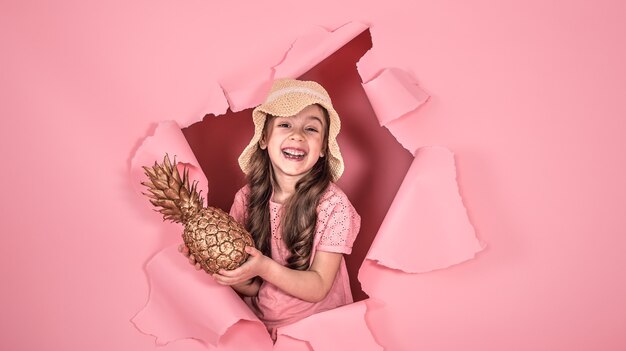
(182, 206), (254, 274)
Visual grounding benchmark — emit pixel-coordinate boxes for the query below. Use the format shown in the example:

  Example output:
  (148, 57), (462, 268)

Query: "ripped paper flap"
(131, 245), (267, 346)
(361, 146), (484, 274)
(130, 121), (208, 204)
(361, 67), (429, 127)
(131, 22), (485, 350)
(273, 22), (369, 79)
(275, 300), (383, 351)
(220, 22), (368, 112)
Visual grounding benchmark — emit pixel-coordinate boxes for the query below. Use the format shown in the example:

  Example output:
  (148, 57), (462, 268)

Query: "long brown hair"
(244, 104), (332, 271)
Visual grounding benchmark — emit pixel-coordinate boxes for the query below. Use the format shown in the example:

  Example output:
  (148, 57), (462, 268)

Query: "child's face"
(261, 104), (327, 185)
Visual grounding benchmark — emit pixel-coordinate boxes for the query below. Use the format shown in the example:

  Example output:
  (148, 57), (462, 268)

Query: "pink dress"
(229, 182), (361, 337)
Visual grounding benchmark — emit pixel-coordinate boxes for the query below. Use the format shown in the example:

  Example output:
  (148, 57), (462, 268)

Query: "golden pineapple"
(141, 154), (254, 274)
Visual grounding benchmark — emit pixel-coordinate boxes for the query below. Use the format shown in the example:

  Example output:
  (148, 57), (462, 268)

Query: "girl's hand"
(213, 246), (269, 286)
(178, 243), (202, 270)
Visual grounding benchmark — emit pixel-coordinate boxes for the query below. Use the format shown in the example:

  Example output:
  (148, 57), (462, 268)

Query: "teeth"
(283, 148), (305, 156)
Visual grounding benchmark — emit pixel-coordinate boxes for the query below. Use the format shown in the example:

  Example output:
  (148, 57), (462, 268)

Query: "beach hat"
(238, 78), (344, 181)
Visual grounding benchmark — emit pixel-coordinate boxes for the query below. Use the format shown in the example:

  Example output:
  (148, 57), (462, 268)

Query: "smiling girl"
(182, 78), (360, 339)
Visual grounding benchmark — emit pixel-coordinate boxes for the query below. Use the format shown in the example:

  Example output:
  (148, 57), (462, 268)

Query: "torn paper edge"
(129, 20), (485, 350)
(276, 300), (384, 351)
(128, 251), (212, 346)
(131, 245), (270, 347)
(356, 30), (430, 152)
(129, 120), (208, 200)
(129, 246), (217, 347)
(361, 67), (430, 126)
(218, 21), (370, 113)
(130, 245), (269, 348)
(272, 21), (370, 79)
(361, 146), (485, 274)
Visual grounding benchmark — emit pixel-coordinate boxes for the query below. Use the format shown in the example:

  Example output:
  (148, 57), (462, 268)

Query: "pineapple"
(141, 154), (254, 274)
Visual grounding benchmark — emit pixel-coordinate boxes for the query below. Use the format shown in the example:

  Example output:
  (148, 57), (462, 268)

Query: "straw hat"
(238, 78), (344, 181)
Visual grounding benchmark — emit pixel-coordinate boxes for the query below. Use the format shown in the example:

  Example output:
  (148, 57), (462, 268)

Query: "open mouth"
(282, 147), (307, 160)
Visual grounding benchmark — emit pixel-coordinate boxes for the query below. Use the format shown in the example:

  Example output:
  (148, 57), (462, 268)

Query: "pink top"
(229, 182), (361, 336)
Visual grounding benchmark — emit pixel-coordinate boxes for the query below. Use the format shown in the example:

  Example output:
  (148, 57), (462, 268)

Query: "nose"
(289, 128), (304, 141)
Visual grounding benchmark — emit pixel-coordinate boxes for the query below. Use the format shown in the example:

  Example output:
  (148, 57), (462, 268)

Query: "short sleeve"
(315, 191), (361, 255)
(229, 187), (248, 224)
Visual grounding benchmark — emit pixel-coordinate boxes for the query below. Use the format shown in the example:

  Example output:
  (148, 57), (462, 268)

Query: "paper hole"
(182, 29), (413, 302)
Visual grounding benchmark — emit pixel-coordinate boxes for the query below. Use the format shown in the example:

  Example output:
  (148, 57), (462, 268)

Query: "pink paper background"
(2, 1), (625, 350)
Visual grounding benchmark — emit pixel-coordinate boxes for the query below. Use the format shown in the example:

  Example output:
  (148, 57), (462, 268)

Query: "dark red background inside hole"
(182, 29), (413, 302)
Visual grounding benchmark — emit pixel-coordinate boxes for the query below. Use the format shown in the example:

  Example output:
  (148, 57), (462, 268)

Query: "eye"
(277, 122), (290, 128)
(305, 127), (319, 133)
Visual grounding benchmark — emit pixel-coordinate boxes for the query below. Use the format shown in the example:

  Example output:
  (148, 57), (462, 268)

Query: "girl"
(181, 78), (360, 339)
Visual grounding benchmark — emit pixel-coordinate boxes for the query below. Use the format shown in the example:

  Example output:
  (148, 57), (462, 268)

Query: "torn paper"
(130, 121), (208, 201)
(130, 21), (485, 351)
(131, 245), (271, 348)
(360, 146), (484, 275)
(275, 300), (383, 351)
(272, 21), (369, 79)
(130, 121), (273, 347)
(219, 21), (368, 113)
(360, 67), (429, 127)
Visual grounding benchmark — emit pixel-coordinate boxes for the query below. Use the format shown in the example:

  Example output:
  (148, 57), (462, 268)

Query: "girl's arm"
(214, 246), (343, 303)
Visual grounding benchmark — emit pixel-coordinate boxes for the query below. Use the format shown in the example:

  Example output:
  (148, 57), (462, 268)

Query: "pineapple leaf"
(156, 199), (177, 209)
(147, 188), (166, 198)
(168, 173), (180, 193)
(142, 165), (157, 179)
(141, 192), (158, 200)
(163, 154), (173, 174)
(172, 161), (182, 184)
(164, 188), (180, 200)
(180, 189), (190, 203)
(159, 207), (178, 215)
(170, 163), (183, 194)
(152, 179), (169, 190)
(182, 167), (190, 189)
(155, 165), (166, 179)
(198, 191), (205, 208)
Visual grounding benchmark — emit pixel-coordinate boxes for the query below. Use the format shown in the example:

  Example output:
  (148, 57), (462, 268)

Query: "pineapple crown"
(141, 154), (205, 224)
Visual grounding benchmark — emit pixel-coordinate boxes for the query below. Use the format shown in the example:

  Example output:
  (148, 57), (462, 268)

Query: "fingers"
(245, 246), (260, 256)
(213, 273), (243, 286)
(213, 274), (227, 285)
(212, 265), (255, 286)
(179, 244), (201, 271)
(179, 244), (190, 257)
(217, 267), (242, 277)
